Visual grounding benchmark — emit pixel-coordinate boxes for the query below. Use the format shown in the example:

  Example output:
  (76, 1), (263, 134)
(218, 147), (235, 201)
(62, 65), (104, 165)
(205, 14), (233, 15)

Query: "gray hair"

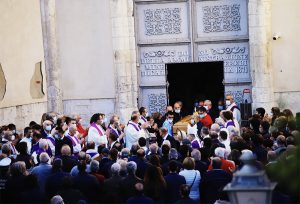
(169, 148), (178, 160)
(149, 143), (158, 154)
(126, 161), (137, 174)
(61, 145), (71, 156)
(191, 149), (201, 161)
(111, 162), (121, 175)
(39, 139), (48, 149)
(51, 195), (64, 204)
(39, 152), (50, 163)
(211, 123), (221, 134)
(1, 143), (11, 155)
(90, 160), (99, 173)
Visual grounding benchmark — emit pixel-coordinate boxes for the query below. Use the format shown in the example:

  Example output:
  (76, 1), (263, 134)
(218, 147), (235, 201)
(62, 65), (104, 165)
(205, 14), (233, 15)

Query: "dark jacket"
(72, 172), (100, 202)
(45, 171), (70, 199)
(60, 155), (78, 172)
(126, 195), (154, 204)
(121, 174), (143, 202)
(103, 174), (123, 203)
(55, 137), (73, 156)
(164, 173), (186, 203)
(201, 169), (232, 204)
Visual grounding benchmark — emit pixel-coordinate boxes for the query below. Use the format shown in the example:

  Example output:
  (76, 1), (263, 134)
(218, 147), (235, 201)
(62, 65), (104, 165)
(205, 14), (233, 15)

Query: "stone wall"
(110, 0), (138, 122)
(0, 102), (47, 132)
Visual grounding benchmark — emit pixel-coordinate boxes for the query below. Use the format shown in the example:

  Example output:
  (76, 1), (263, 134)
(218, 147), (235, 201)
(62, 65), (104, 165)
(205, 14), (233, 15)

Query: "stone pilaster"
(40, 0), (63, 113)
(110, 0), (138, 122)
(248, 0), (275, 112)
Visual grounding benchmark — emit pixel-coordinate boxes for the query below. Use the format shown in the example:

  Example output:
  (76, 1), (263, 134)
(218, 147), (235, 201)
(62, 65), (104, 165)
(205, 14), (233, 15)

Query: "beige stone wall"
(0, 0), (46, 107)
(0, 0), (47, 128)
(271, 0), (300, 112)
(55, 0), (115, 100)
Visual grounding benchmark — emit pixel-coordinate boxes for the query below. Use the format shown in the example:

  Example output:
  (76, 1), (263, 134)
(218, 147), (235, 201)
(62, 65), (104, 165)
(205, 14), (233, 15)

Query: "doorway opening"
(166, 62), (224, 114)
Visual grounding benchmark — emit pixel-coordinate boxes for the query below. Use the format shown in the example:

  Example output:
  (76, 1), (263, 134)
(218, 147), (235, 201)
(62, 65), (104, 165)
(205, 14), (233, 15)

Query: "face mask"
(190, 119), (195, 125)
(269, 112), (273, 117)
(168, 119), (173, 123)
(175, 109), (180, 114)
(226, 100), (231, 106)
(145, 112), (149, 117)
(79, 119), (83, 124)
(200, 114), (205, 118)
(55, 134), (61, 139)
(45, 125), (52, 131)
(204, 106), (209, 110)
(12, 130), (16, 134)
(71, 124), (77, 128)
(259, 127), (263, 133)
(11, 135), (15, 141)
(218, 105), (223, 111)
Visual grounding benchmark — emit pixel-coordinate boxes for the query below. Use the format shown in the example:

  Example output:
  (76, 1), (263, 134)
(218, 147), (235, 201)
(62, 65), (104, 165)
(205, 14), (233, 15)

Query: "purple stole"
(226, 120), (235, 128)
(47, 136), (56, 146)
(140, 116), (147, 122)
(66, 134), (80, 146)
(90, 122), (104, 136)
(87, 152), (98, 158)
(128, 121), (141, 131)
(108, 125), (121, 137)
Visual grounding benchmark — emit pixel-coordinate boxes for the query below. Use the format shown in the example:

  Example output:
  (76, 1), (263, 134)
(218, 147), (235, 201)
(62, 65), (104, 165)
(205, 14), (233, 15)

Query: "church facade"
(0, 0), (300, 129)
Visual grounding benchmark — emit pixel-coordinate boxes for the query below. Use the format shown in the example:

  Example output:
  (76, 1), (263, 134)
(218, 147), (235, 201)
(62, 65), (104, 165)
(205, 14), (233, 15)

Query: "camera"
(273, 33), (281, 40)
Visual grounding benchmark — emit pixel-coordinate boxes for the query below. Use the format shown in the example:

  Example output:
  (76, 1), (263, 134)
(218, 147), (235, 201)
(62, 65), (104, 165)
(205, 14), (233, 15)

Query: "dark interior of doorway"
(166, 62), (224, 114)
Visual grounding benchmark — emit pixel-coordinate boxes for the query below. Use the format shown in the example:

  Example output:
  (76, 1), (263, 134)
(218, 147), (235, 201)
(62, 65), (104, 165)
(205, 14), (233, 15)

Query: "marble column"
(40, 0), (63, 113)
(248, 0), (275, 112)
(110, 0), (138, 122)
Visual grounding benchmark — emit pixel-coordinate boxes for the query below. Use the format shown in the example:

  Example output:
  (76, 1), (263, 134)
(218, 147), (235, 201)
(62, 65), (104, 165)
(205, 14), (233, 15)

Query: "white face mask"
(145, 112), (149, 117)
(45, 125), (52, 131)
(225, 100), (231, 106)
(168, 119), (173, 123)
(11, 135), (15, 141)
(204, 106), (209, 110)
(103, 118), (108, 124)
(175, 109), (181, 114)
(71, 124), (77, 128)
(190, 119), (195, 124)
(53, 117), (57, 124)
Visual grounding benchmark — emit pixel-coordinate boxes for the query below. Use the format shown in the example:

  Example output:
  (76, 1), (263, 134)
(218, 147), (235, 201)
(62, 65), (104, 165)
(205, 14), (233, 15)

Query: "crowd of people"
(0, 95), (299, 204)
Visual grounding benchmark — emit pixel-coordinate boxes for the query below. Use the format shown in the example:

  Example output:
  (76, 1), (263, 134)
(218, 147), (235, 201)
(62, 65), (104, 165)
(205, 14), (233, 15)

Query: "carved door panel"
(135, 0), (251, 112)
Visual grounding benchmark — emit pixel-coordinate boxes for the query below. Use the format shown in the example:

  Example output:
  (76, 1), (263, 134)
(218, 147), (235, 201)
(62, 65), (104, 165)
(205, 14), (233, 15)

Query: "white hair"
(39, 152), (50, 163)
(111, 162), (121, 175)
(204, 100), (212, 106)
(117, 159), (127, 171)
(149, 143), (158, 154)
(162, 140), (171, 147)
(126, 161), (137, 174)
(51, 195), (64, 204)
(191, 149), (201, 161)
(39, 139), (48, 149)
(211, 124), (221, 134)
(215, 147), (226, 158)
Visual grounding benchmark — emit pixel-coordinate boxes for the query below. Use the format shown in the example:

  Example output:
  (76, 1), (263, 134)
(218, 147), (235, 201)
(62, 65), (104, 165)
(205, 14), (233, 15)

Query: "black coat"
(45, 171), (70, 199)
(121, 174), (143, 202)
(164, 173), (186, 203)
(72, 172), (100, 202)
(103, 175), (123, 203)
(55, 137), (73, 156)
(201, 169), (232, 204)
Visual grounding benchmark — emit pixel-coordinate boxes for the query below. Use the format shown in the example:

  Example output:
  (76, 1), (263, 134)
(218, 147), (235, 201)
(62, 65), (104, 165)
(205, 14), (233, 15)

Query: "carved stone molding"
(144, 8), (182, 36)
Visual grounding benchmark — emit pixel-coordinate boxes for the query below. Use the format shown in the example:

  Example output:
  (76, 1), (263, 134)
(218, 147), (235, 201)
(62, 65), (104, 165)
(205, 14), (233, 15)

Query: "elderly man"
(41, 120), (56, 155)
(225, 95), (241, 123)
(121, 161), (143, 201)
(204, 100), (218, 122)
(173, 101), (186, 123)
(66, 126), (81, 155)
(159, 127), (176, 148)
(103, 163), (123, 203)
(208, 147), (235, 174)
(31, 152), (52, 193)
(125, 111), (147, 150)
(59, 145), (78, 172)
(31, 138), (52, 165)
